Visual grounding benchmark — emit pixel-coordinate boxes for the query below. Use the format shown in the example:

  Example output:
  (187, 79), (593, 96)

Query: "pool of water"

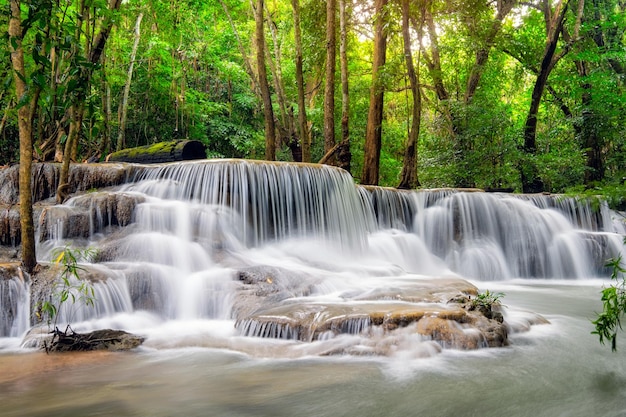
(1, 280), (626, 417)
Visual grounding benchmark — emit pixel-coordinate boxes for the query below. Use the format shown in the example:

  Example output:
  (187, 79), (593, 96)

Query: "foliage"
(37, 247), (97, 332)
(470, 290), (505, 311)
(565, 183), (626, 211)
(592, 250), (626, 351)
(1, 0), (624, 192)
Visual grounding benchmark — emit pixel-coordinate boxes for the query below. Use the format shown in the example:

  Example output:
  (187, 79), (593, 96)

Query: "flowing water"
(1, 159), (626, 416)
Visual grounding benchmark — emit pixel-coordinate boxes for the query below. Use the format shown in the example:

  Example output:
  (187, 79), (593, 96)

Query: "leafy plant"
(592, 252), (626, 351)
(470, 290), (505, 311)
(37, 246), (97, 333)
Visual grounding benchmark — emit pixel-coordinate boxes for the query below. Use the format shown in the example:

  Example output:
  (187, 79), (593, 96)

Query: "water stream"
(1, 160), (625, 415)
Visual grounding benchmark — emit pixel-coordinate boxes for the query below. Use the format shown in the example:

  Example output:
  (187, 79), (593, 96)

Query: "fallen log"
(106, 140), (206, 164)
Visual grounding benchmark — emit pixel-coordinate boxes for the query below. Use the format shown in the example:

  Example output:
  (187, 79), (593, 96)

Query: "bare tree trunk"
(117, 12), (143, 152)
(255, 0), (276, 161)
(292, 0), (310, 162)
(323, 0), (337, 161)
(398, 0), (421, 189)
(9, 0), (37, 272)
(521, 0), (570, 193)
(361, 0), (388, 185)
(338, 0), (351, 172)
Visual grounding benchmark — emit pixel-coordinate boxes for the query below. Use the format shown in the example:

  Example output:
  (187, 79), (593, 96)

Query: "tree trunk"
(292, 0), (310, 163)
(255, 0), (276, 161)
(338, 0), (351, 172)
(9, 0), (37, 272)
(100, 53), (112, 158)
(361, 0), (388, 185)
(264, 5), (289, 132)
(263, 6), (299, 161)
(323, 0), (337, 161)
(117, 12), (143, 152)
(521, 0), (570, 193)
(398, 0), (421, 189)
(56, 0), (122, 202)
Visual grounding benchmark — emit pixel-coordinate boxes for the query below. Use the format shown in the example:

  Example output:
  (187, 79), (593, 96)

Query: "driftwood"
(44, 327), (144, 352)
(106, 140), (206, 164)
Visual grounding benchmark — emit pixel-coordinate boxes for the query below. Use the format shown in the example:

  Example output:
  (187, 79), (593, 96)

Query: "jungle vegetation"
(2, 0), (625, 195)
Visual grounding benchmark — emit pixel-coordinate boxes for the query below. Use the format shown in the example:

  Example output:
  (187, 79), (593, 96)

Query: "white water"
(1, 159), (626, 415)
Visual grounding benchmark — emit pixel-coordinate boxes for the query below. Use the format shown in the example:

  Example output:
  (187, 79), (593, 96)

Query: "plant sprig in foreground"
(592, 254), (626, 351)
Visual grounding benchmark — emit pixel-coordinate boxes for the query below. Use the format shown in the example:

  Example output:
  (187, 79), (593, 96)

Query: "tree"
(292, 0), (310, 162)
(255, 0), (277, 161)
(567, 0), (625, 186)
(9, 0), (37, 273)
(57, 0), (123, 203)
(397, 0), (422, 189)
(521, 0), (573, 193)
(361, 0), (389, 185)
(338, 0), (352, 172)
(418, 0), (516, 188)
(323, 0), (337, 162)
(117, 12), (143, 152)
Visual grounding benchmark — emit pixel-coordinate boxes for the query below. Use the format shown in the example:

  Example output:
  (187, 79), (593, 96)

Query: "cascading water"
(0, 274), (29, 338)
(4, 159), (626, 417)
(1, 159), (625, 350)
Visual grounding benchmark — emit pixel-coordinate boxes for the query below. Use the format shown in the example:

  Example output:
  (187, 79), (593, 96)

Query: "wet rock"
(0, 163), (148, 206)
(235, 298), (513, 349)
(22, 327), (144, 352)
(38, 192), (145, 242)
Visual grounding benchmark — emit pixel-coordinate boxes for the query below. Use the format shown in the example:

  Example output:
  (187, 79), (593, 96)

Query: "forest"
(2, 0), (625, 196)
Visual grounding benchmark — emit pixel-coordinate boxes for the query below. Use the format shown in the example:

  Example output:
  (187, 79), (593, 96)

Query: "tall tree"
(338, 0), (351, 172)
(521, 0), (572, 193)
(323, 0), (337, 161)
(8, 0), (37, 272)
(292, 0), (310, 162)
(57, 0), (123, 203)
(255, 0), (276, 161)
(361, 0), (389, 185)
(398, 0), (422, 189)
(568, 0), (624, 185)
(419, 0), (515, 188)
(117, 12), (143, 152)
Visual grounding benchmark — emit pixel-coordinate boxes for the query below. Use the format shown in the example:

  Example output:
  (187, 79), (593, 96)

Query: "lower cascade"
(0, 160), (624, 356)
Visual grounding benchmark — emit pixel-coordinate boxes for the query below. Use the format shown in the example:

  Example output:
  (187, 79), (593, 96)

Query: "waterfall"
(2, 159), (625, 345)
(123, 160), (372, 250)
